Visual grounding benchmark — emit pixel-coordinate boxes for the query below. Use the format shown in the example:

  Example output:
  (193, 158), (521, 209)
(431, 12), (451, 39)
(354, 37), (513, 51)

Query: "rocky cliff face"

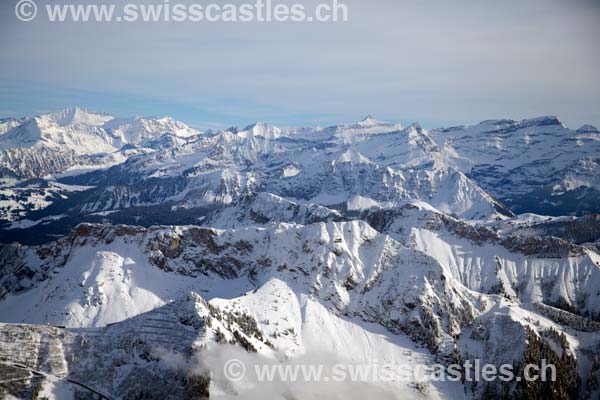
(0, 219), (598, 398)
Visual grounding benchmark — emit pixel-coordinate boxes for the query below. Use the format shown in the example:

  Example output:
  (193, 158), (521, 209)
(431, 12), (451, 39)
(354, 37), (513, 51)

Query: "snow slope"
(0, 219), (598, 398)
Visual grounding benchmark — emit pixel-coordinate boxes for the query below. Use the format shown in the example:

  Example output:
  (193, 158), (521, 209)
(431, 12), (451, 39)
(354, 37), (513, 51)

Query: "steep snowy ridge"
(0, 118), (25, 136)
(47, 106), (114, 127)
(1, 219), (599, 398)
(0, 221), (476, 351)
(329, 116), (404, 144)
(205, 192), (343, 228)
(103, 115), (201, 144)
(0, 293), (279, 399)
(357, 204), (600, 317)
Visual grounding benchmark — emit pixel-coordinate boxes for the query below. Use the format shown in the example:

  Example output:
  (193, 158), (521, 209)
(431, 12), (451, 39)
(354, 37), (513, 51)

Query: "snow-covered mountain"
(1, 216), (598, 398)
(0, 107), (202, 179)
(0, 108), (599, 399)
(0, 109), (515, 235)
(431, 116), (600, 215)
(0, 118), (24, 136)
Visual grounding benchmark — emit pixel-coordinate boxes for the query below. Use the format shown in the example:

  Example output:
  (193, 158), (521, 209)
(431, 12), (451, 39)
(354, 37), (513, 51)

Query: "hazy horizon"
(1, 0), (599, 130)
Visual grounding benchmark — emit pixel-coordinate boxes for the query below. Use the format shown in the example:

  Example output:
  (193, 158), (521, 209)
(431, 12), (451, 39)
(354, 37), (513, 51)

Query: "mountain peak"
(357, 115), (385, 126)
(103, 115), (201, 141)
(241, 122), (283, 138)
(408, 122), (423, 131)
(244, 121), (268, 130)
(576, 124), (599, 134)
(337, 148), (373, 164)
(521, 115), (564, 128)
(45, 106), (113, 127)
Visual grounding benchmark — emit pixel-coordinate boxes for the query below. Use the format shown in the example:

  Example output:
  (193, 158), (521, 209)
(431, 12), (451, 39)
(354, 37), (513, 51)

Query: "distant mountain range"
(1, 107), (598, 241)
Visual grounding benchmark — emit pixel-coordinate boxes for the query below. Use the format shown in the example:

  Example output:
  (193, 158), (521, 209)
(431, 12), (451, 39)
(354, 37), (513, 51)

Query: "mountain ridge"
(0, 107), (599, 399)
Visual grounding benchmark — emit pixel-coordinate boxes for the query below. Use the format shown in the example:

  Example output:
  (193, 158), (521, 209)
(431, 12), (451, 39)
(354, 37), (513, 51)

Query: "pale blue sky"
(1, 0), (599, 130)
